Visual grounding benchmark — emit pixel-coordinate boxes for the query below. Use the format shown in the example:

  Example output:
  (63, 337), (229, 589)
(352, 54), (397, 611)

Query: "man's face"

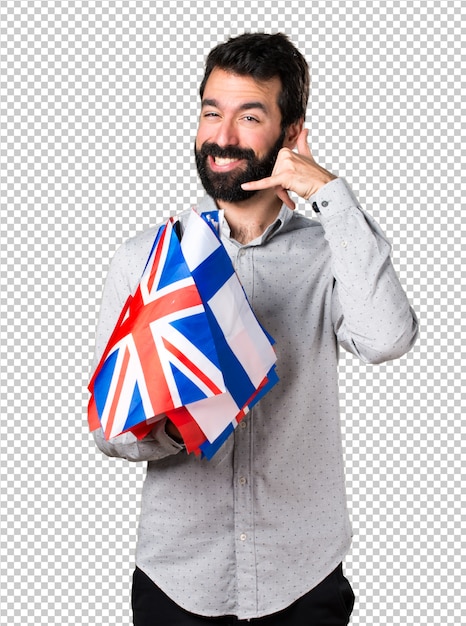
(195, 68), (287, 203)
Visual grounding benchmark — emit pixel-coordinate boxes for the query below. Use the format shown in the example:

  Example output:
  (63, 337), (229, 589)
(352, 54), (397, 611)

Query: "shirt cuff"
(308, 177), (360, 218)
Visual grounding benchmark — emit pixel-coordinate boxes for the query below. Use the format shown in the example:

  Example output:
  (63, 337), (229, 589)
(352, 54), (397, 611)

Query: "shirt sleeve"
(89, 236), (185, 462)
(309, 177), (419, 364)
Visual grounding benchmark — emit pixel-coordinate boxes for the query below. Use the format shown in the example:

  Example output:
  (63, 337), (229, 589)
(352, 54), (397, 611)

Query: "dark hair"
(199, 33), (310, 130)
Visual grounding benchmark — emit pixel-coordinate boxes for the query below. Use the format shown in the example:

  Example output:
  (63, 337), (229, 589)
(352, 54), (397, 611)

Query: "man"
(91, 33), (418, 625)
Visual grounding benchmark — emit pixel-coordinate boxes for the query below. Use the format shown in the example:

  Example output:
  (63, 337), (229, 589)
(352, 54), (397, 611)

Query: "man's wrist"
(304, 172), (338, 201)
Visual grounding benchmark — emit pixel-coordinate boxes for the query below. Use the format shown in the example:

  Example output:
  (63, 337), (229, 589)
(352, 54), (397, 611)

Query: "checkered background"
(1, 0), (464, 624)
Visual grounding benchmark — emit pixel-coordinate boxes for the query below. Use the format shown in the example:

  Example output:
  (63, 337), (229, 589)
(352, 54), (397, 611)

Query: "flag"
(88, 209), (278, 458)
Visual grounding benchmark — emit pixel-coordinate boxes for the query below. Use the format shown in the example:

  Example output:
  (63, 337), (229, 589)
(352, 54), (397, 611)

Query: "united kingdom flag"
(88, 209), (278, 458)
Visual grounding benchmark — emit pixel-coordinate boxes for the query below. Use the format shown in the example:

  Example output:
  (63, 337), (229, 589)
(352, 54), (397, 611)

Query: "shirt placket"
(231, 243), (259, 615)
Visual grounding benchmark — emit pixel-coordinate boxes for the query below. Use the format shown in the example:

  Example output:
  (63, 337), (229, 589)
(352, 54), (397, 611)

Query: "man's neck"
(217, 190), (283, 245)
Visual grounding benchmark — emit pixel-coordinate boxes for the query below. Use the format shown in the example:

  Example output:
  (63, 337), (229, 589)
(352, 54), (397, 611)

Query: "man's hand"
(241, 129), (337, 210)
(165, 419), (183, 443)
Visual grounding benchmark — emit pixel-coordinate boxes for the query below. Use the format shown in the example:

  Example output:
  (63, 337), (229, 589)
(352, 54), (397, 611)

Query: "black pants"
(132, 565), (355, 625)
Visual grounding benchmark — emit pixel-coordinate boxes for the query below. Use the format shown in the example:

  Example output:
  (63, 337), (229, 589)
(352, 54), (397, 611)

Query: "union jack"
(89, 209), (278, 458)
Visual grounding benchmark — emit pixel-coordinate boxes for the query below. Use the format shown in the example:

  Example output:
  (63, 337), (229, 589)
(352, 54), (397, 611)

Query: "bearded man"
(91, 32), (418, 625)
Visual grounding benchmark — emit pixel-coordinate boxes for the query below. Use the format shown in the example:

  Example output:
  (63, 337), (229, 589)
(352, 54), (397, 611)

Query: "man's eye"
(243, 115), (259, 123)
(204, 112), (219, 118)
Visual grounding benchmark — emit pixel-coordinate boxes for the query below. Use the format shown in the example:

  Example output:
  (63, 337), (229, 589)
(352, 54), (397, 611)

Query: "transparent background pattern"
(1, 1), (464, 624)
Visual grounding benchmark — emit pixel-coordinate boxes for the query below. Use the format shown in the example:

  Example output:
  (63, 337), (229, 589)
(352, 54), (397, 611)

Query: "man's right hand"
(165, 419), (183, 443)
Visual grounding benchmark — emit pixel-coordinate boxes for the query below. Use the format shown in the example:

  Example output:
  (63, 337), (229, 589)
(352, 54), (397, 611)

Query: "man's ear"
(283, 119), (304, 149)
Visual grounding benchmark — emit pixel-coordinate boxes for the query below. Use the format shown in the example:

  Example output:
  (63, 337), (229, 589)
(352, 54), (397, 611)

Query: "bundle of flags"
(88, 209), (278, 459)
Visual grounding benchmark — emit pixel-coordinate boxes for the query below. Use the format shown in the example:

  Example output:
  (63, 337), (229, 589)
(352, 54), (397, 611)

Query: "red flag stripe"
(87, 396), (101, 432)
(167, 406), (206, 454)
(146, 221), (169, 294)
(162, 336), (224, 396)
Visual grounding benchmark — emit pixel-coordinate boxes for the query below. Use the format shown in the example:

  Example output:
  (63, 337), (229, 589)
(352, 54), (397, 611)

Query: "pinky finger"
(276, 187), (296, 210)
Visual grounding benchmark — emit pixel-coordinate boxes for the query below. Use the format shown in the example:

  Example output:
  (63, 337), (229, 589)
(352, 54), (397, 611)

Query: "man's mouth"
(214, 157), (239, 166)
(209, 155), (244, 171)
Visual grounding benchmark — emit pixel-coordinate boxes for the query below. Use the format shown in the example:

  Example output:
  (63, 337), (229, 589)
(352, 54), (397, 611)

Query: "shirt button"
(239, 476), (247, 486)
(341, 240), (348, 248)
(239, 421), (247, 429)
(321, 200), (329, 207)
(240, 533), (247, 541)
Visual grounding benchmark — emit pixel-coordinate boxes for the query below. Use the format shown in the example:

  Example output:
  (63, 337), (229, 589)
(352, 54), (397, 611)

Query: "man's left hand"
(241, 128), (337, 210)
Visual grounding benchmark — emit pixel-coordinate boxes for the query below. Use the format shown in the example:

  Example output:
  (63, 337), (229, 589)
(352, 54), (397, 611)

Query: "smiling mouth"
(209, 155), (245, 171)
(215, 157), (239, 165)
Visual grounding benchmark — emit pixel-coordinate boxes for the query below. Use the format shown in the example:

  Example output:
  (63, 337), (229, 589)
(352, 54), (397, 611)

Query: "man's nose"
(213, 119), (240, 148)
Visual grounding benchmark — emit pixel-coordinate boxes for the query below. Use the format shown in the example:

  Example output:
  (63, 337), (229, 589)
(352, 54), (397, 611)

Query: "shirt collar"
(196, 195), (294, 246)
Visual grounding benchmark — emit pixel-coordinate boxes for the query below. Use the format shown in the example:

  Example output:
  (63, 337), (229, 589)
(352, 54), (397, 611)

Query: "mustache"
(196, 142), (256, 161)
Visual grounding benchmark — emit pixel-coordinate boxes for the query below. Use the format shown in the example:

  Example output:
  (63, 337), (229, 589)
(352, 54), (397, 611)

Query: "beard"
(195, 130), (286, 203)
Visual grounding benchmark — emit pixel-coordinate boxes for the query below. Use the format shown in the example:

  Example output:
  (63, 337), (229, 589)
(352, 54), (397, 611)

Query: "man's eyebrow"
(201, 98), (268, 113)
(239, 101), (268, 113)
(201, 98), (219, 108)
